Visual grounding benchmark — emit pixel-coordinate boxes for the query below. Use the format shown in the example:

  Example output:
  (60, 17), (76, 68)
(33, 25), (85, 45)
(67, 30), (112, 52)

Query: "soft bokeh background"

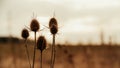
(1, 0), (120, 45)
(1, 0), (120, 68)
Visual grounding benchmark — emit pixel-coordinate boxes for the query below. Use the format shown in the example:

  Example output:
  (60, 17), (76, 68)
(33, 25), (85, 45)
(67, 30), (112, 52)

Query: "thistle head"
(49, 18), (58, 28)
(30, 19), (40, 32)
(21, 28), (29, 39)
(50, 24), (58, 35)
(37, 36), (47, 52)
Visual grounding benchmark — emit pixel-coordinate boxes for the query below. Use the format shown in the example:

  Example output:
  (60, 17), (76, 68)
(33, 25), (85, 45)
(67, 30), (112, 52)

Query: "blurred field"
(0, 41), (120, 68)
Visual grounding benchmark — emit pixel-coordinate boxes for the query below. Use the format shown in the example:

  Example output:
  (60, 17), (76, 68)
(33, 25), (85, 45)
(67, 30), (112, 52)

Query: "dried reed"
(37, 36), (47, 68)
(30, 18), (40, 68)
(49, 17), (58, 68)
(21, 28), (31, 68)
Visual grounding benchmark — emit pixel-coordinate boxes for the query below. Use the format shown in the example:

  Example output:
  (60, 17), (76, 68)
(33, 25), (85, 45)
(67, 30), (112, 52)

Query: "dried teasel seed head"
(37, 36), (47, 52)
(21, 28), (29, 39)
(50, 24), (58, 35)
(49, 18), (58, 28)
(30, 19), (40, 32)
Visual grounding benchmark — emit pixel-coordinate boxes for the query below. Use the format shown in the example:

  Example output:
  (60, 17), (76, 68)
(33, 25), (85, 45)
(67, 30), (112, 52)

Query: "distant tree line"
(0, 37), (19, 43)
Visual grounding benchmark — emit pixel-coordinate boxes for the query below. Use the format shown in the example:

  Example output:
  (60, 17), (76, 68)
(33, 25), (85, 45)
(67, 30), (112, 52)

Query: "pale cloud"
(42, 0), (120, 10)
(0, 0), (120, 44)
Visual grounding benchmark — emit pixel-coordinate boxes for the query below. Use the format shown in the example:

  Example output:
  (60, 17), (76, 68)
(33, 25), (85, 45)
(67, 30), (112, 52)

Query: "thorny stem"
(50, 40), (54, 68)
(32, 32), (36, 68)
(25, 39), (31, 68)
(52, 34), (56, 68)
(50, 34), (56, 68)
(40, 51), (43, 68)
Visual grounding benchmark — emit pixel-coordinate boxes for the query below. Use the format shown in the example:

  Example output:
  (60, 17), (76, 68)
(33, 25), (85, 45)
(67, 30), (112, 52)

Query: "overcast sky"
(0, 0), (120, 44)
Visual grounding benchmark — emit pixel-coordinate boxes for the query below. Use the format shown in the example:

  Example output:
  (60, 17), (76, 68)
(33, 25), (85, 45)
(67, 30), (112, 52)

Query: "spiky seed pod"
(21, 28), (29, 39)
(37, 36), (47, 52)
(50, 24), (58, 35)
(49, 18), (58, 28)
(30, 19), (40, 32)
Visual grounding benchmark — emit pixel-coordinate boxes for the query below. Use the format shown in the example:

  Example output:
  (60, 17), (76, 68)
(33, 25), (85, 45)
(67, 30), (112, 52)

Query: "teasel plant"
(49, 17), (58, 68)
(30, 18), (40, 68)
(37, 36), (47, 68)
(21, 28), (31, 68)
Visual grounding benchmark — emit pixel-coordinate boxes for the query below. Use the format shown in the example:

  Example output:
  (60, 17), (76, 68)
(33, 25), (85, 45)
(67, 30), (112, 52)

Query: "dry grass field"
(0, 42), (120, 68)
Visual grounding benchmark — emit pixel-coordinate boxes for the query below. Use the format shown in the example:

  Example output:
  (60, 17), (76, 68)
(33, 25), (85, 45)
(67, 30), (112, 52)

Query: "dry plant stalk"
(21, 28), (31, 68)
(30, 18), (40, 68)
(49, 17), (58, 68)
(37, 36), (47, 68)
(21, 16), (59, 68)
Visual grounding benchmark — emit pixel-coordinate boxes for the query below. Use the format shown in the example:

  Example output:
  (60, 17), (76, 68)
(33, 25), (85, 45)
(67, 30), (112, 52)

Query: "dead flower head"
(37, 36), (47, 52)
(21, 28), (29, 39)
(30, 19), (40, 32)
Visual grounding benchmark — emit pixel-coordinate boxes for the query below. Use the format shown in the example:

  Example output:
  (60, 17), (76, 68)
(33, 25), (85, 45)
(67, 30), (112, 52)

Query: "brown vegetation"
(0, 42), (120, 68)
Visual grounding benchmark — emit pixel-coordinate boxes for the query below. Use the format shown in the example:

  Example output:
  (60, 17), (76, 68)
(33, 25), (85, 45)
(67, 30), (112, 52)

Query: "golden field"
(0, 41), (120, 68)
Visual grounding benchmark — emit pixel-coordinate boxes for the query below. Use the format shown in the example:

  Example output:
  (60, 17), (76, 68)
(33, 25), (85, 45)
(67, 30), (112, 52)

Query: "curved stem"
(25, 39), (31, 68)
(32, 32), (36, 68)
